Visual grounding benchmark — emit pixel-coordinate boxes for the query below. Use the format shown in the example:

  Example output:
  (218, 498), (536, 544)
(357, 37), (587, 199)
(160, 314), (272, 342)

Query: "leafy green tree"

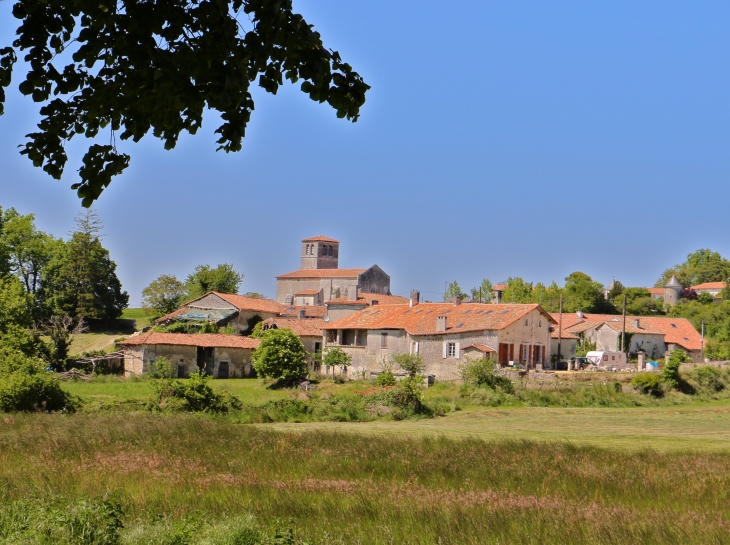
(0, 208), (59, 296)
(663, 349), (689, 390)
(563, 272), (615, 313)
(42, 210), (128, 320)
(252, 328), (308, 382)
(697, 292), (715, 305)
(1, 0), (369, 206)
(0, 276), (43, 356)
(322, 347), (352, 377)
(242, 292), (267, 299)
(502, 277), (534, 304)
(470, 278), (493, 303)
(185, 264), (244, 300)
(657, 249), (730, 288)
(141, 274), (186, 316)
(443, 280), (466, 302)
(393, 353), (426, 378)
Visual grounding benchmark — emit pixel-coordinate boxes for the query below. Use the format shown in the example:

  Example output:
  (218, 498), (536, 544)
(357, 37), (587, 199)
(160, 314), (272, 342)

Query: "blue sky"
(1, 1), (729, 305)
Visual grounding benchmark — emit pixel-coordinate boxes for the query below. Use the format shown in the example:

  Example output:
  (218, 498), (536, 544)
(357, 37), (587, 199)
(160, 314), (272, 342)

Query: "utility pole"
(701, 319), (705, 362)
(621, 295), (627, 353)
(556, 294), (563, 368)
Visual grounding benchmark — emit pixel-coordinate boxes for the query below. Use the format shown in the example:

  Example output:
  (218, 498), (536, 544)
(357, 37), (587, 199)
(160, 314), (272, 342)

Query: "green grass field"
(120, 307), (153, 330)
(5, 375), (729, 543)
(2, 412), (730, 544)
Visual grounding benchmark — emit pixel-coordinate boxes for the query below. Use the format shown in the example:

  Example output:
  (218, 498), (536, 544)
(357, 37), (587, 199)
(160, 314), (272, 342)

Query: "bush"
(459, 358), (514, 393)
(663, 349), (690, 389)
(632, 373), (664, 396)
(0, 349), (76, 412)
(375, 371), (397, 387)
(393, 353), (426, 377)
(252, 328), (308, 383)
(689, 366), (725, 392)
(150, 370), (242, 413)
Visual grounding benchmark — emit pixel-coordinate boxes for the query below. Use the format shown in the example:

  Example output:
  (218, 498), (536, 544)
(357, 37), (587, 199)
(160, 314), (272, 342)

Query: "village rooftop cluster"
(119, 236), (705, 380)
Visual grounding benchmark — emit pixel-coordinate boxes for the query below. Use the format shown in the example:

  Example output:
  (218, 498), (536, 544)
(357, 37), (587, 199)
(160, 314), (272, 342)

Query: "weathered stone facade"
(123, 344), (254, 378)
(323, 306), (553, 381)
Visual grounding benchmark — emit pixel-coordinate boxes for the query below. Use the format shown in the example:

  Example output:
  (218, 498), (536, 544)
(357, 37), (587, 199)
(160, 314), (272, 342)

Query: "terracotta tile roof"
(601, 319), (663, 335)
(551, 329), (578, 339)
(263, 317), (326, 337)
(279, 305), (327, 318)
(549, 312), (703, 351)
(294, 289), (320, 295)
(302, 235), (339, 243)
(325, 293), (409, 306)
(692, 282), (727, 291)
(118, 332), (260, 349)
(647, 287), (665, 295)
(462, 344), (495, 353)
(324, 303), (555, 336)
(276, 268), (367, 279)
(212, 292), (286, 314)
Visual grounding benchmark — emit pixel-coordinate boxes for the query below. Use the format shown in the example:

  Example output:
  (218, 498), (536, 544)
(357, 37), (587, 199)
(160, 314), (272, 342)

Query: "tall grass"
(1, 414), (729, 544)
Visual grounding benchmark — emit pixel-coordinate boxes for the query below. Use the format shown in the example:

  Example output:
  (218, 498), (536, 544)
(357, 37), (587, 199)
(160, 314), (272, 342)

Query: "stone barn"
(118, 332), (260, 378)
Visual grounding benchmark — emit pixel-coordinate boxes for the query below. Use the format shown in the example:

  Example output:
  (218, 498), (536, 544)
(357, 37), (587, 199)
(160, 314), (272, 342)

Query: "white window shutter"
(455, 342), (461, 359)
(442, 342), (447, 359)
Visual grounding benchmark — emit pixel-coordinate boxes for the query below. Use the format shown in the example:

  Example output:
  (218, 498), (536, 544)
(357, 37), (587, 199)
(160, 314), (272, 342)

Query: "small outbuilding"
(118, 332), (260, 378)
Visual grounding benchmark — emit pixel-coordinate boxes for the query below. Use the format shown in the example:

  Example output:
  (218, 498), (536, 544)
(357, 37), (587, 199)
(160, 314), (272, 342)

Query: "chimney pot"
(410, 290), (420, 307)
(298, 309), (306, 320)
(454, 296), (462, 306)
(633, 318), (640, 328)
(436, 316), (447, 332)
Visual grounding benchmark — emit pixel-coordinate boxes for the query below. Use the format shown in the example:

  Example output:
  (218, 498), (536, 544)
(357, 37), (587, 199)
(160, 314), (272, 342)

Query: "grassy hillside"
(67, 308), (150, 357)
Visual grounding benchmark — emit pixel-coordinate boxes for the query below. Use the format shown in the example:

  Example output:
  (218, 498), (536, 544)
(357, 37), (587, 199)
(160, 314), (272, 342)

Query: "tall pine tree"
(44, 210), (128, 320)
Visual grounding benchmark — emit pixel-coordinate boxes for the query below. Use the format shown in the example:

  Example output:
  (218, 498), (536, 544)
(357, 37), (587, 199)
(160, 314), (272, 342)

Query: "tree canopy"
(141, 274), (186, 316)
(657, 249), (730, 288)
(0, 0), (369, 206)
(443, 280), (467, 302)
(184, 263), (243, 300)
(251, 327), (308, 382)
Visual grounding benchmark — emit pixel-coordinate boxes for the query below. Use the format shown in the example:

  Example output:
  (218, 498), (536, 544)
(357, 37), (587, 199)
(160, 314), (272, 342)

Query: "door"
(499, 343), (509, 364)
(218, 361), (229, 379)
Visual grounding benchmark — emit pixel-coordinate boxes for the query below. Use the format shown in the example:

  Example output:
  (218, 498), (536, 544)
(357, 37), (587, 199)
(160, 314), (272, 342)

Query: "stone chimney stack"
(410, 290), (420, 307)
(298, 309), (306, 320)
(576, 310), (585, 319)
(348, 285), (358, 302)
(436, 316), (447, 332)
(454, 296), (462, 306)
(633, 318), (640, 328)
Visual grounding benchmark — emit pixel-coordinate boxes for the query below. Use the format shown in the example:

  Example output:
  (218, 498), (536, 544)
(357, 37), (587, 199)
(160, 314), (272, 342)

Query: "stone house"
(157, 291), (286, 334)
(322, 301), (556, 380)
(275, 235), (391, 305)
(552, 311), (704, 362)
(691, 282), (727, 301)
(550, 329), (578, 361)
(118, 332), (260, 378)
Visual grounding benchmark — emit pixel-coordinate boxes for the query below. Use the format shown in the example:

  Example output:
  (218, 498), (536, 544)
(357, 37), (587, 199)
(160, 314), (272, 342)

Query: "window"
(447, 342), (456, 357)
(525, 319), (529, 326)
(381, 333), (388, 348)
(522, 344), (529, 362)
(328, 245), (333, 256)
(603, 355), (608, 361)
(538, 319), (542, 327)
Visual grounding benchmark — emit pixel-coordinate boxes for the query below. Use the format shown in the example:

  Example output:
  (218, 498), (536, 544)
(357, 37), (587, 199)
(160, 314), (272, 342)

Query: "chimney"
(436, 316), (447, 332)
(410, 290), (420, 307)
(370, 300), (378, 306)
(576, 310), (584, 319)
(633, 318), (640, 328)
(454, 296), (462, 306)
(348, 285), (358, 302)
(298, 309), (306, 320)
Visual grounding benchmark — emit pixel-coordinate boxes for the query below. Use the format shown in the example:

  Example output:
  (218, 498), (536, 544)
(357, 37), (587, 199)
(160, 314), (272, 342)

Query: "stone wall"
(124, 344), (254, 378)
(358, 265), (391, 294)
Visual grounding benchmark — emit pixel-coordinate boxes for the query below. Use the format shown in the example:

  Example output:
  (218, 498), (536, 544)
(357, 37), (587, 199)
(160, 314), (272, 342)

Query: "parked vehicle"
(585, 351), (627, 367)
